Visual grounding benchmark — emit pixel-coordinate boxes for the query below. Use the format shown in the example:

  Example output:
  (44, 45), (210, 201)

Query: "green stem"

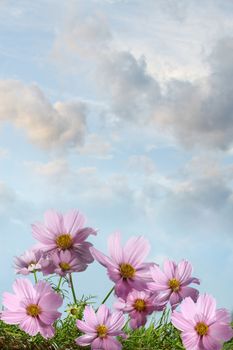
(100, 286), (115, 305)
(69, 274), (77, 304)
(57, 276), (62, 291)
(33, 271), (38, 284)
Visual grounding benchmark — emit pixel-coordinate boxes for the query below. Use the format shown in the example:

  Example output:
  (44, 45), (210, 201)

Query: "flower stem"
(69, 274), (77, 304)
(33, 271), (38, 284)
(100, 286), (115, 305)
(57, 276), (62, 291)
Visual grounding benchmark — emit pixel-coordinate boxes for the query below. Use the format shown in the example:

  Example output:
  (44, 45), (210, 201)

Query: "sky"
(0, 0), (233, 312)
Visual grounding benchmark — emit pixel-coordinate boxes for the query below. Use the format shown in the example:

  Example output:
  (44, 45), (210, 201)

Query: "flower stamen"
(96, 324), (108, 338)
(134, 299), (146, 312)
(120, 263), (135, 279)
(26, 304), (41, 317)
(59, 262), (71, 271)
(168, 278), (180, 292)
(195, 322), (209, 336)
(56, 234), (73, 250)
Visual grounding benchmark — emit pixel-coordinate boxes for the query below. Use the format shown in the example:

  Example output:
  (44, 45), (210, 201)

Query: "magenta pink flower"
(14, 249), (45, 275)
(76, 304), (125, 350)
(90, 233), (153, 299)
(114, 289), (166, 329)
(171, 294), (233, 350)
(1, 279), (63, 338)
(32, 209), (96, 265)
(147, 259), (200, 309)
(43, 250), (87, 277)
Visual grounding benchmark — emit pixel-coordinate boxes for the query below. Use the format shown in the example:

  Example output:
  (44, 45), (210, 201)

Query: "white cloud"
(0, 80), (87, 151)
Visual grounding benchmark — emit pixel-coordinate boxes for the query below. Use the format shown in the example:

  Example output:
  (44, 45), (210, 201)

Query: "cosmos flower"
(76, 304), (125, 350)
(42, 250), (87, 277)
(14, 249), (45, 275)
(1, 279), (63, 338)
(32, 209), (96, 266)
(147, 259), (200, 309)
(114, 289), (166, 329)
(171, 294), (233, 350)
(90, 232), (153, 299)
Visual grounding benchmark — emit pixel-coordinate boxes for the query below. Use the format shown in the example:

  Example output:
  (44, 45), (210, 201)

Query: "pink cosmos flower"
(42, 250), (87, 277)
(147, 259), (200, 309)
(14, 249), (45, 275)
(1, 279), (63, 338)
(32, 209), (96, 265)
(114, 289), (167, 329)
(90, 233), (153, 299)
(76, 304), (125, 350)
(171, 294), (233, 350)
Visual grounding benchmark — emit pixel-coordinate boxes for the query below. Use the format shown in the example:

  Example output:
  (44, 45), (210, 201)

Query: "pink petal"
(176, 260), (192, 283)
(32, 223), (55, 245)
(215, 308), (231, 324)
(35, 280), (53, 296)
(39, 310), (61, 325)
(108, 232), (124, 264)
(209, 323), (233, 342)
(181, 331), (199, 350)
(97, 304), (110, 325)
(170, 292), (181, 309)
(180, 297), (197, 322)
(179, 286), (199, 302)
(38, 323), (55, 338)
(196, 294), (216, 322)
(2, 292), (21, 310)
(20, 316), (40, 336)
(171, 311), (193, 332)
(63, 209), (85, 235)
(124, 236), (150, 266)
(73, 227), (97, 243)
(73, 242), (94, 263)
(163, 260), (176, 279)
(44, 209), (64, 234)
(91, 337), (104, 349)
(107, 312), (125, 334)
(76, 334), (96, 346)
(76, 319), (97, 334)
(102, 337), (122, 350)
(202, 334), (222, 350)
(1, 310), (26, 324)
(90, 247), (116, 269)
(150, 265), (168, 286)
(39, 292), (63, 310)
(13, 279), (35, 300)
(83, 305), (98, 328)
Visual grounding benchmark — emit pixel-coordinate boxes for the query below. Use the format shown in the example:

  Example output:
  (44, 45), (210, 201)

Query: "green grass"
(0, 318), (232, 350)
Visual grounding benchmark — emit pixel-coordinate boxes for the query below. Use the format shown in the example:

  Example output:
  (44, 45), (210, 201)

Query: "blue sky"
(0, 0), (233, 311)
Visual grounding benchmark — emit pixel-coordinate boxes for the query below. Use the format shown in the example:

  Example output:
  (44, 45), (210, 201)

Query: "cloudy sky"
(0, 0), (233, 311)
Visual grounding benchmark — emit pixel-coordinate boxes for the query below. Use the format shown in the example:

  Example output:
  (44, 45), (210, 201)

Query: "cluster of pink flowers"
(0, 209), (232, 350)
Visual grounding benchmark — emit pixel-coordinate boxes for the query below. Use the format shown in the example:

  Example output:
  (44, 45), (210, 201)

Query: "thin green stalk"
(69, 274), (77, 304)
(57, 276), (62, 291)
(100, 286), (114, 305)
(33, 271), (38, 284)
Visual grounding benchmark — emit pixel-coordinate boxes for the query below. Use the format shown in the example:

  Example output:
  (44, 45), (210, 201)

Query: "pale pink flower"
(1, 279), (63, 338)
(14, 249), (45, 275)
(148, 259), (200, 309)
(114, 289), (166, 329)
(42, 250), (87, 277)
(76, 304), (125, 350)
(1, 279), (62, 338)
(171, 294), (233, 350)
(32, 209), (96, 266)
(90, 233), (153, 299)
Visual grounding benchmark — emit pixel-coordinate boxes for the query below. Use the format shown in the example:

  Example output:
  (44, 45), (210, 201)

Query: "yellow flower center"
(26, 304), (41, 317)
(120, 263), (136, 279)
(59, 262), (71, 271)
(56, 234), (73, 250)
(195, 322), (209, 336)
(168, 278), (180, 292)
(96, 324), (108, 338)
(134, 299), (146, 312)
